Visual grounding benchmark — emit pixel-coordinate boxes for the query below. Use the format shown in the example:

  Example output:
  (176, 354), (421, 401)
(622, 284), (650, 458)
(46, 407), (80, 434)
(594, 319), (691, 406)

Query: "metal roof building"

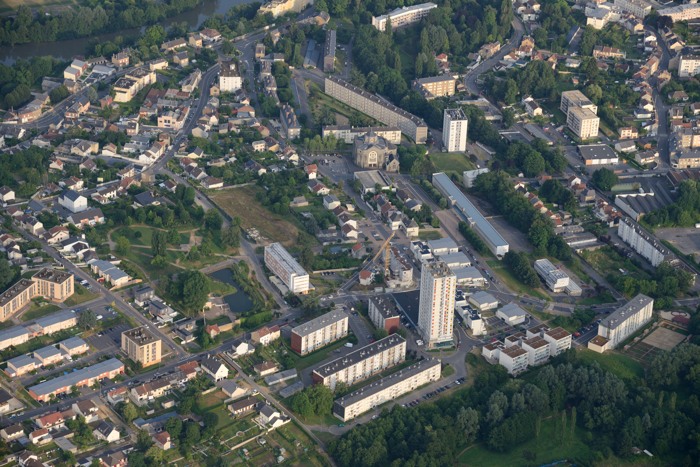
(432, 172), (509, 257)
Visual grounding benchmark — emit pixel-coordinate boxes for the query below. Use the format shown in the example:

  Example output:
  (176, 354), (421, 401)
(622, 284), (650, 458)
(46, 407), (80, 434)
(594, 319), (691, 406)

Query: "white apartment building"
(613, 0), (651, 18)
(679, 55), (700, 78)
(498, 345), (529, 375)
(290, 309), (348, 355)
(567, 106), (600, 140)
(312, 335), (406, 390)
(371, 3), (438, 31)
(418, 261), (456, 348)
(333, 359), (441, 421)
(617, 217), (671, 267)
(219, 61), (242, 93)
(264, 242), (310, 294)
(560, 90), (598, 115)
(442, 108), (468, 153)
(543, 327), (572, 357)
(521, 337), (550, 366)
(589, 294), (654, 352)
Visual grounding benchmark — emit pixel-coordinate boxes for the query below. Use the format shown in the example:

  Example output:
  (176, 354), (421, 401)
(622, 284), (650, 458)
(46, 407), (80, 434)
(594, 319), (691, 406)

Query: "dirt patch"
(210, 186), (300, 247)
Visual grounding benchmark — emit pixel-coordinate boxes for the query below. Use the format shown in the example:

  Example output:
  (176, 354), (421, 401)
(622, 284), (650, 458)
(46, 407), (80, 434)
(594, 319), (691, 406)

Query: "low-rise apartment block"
(312, 335), (406, 390)
(219, 61), (242, 93)
(290, 309), (349, 355)
(372, 3), (438, 31)
(593, 46), (626, 60)
(658, 3), (700, 22)
(280, 104), (301, 139)
(324, 76), (428, 144)
(618, 217), (672, 267)
(588, 294), (654, 352)
(413, 75), (456, 100)
(323, 29), (336, 73)
(121, 327), (162, 367)
(28, 358), (124, 402)
(0, 269), (74, 321)
(614, 0), (651, 18)
(264, 242), (310, 294)
(333, 359), (440, 421)
(368, 294), (401, 334)
(113, 67), (155, 103)
(498, 345), (529, 375)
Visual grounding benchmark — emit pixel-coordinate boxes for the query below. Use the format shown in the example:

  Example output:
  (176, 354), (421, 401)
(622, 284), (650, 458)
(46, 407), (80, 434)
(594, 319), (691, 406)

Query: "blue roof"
(432, 173), (509, 252)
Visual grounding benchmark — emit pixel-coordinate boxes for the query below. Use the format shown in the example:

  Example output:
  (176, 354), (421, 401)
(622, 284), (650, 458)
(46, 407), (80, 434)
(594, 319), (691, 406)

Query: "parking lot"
(85, 323), (130, 351)
(402, 377), (466, 408)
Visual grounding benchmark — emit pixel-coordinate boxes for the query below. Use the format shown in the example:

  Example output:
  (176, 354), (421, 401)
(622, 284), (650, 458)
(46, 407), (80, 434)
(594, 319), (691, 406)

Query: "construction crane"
(363, 231), (395, 278)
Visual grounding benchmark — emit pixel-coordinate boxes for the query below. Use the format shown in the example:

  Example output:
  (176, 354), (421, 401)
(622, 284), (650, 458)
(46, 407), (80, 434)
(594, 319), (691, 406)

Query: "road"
(13, 227), (184, 359)
(649, 25), (672, 168)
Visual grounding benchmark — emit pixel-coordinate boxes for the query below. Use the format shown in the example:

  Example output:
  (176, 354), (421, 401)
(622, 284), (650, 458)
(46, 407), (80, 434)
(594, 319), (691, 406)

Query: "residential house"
(201, 357), (229, 381)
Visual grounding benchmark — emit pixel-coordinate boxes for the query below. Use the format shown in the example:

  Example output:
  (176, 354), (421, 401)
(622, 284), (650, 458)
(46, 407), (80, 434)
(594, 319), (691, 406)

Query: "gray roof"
(498, 302), (528, 318)
(601, 294), (653, 330)
(61, 189), (83, 202)
(470, 291), (498, 305)
(291, 309), (348, 338)
(28, 358), (124, 397)
(7, 354), (38, 369)
(432, 173), (509, 251)
(0, 326), (30, 344)
(313, 335), (406, 378)
(200, 357), (225, 374)
(34, 345), (63, 360)
(452, 266), (484, 281)
(427, 237), (459, 251)
(335, 359), (440, 408)
(578, 144), (617, 161)
(35, 310), (76, 330)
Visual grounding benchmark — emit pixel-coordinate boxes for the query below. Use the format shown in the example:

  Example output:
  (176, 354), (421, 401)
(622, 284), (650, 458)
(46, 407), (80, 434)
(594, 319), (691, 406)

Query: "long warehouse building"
(432, 172), (509, 257)
(324, 76), (428, 144)
(312, 334), (406, 390)
(333, 359), (441, 421)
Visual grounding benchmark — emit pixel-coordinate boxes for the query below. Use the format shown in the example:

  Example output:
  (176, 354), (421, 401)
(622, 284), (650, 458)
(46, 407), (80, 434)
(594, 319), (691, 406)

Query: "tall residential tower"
(418, 260), (456, 348)
(442, 108), (468, 152)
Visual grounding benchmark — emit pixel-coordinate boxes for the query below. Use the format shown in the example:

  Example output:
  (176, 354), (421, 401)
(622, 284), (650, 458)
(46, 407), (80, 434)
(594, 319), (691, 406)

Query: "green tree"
(591, 168), (618, 191)
(119, 401), (138, 423)
(78, 309), (97, 330)
(115, 236), (131, 256)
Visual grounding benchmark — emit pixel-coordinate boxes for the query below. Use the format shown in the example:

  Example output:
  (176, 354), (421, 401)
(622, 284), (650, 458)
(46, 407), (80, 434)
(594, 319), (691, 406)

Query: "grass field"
(458, 415), (594, 466)
(576, 349), (644, 381)
(20, 302), (60, 322)
(581, 246), (650, 284)
(64, 284), (99, 307)
(418, 229), (443, 241)
(430, 153), (476, 178)
(112, 225), (190, 247)
(486, 260), (549, 301)
(0, 0), (77, 14)
(210, 186), (301, 247)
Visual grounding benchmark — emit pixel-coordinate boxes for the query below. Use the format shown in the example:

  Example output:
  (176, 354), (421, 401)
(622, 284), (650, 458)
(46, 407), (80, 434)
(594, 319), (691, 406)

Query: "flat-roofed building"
(121, 327), (162, 367)
(418, 261), (456, 348)
(534, 258), (570, 292)
(312, 334), (406, 390)
(290, 309), (349, 355)
(579, 144), (618, 166)
(497, 303), (528, 325)
(589, 294), (653, 351)
(567, 106), (600, 140)
(679, 55), (700, 78)
(368, 295), (401, 334)
(543, 327), (572, 356)
(432, 173), (509, 257)
(0, 279), (36, 322)
(323, 29), (337, 72)
(618, 216), (672, 267)
(560, 90), (598, 115)
(372, 3), (438, 31)
(322, 125), (402, 145)
(264, 243), (310, 294)
(521, 337), (550, 366)
(498, 345), (528, 375)
(469, 291), (498, 311)
(333, 359), (441, 421)
(28, 358), (124, 402)
(414, 75), (456, 100)
(324, 76), (428, 144)
(442, 108), (468, 152)
(32, 269), (74, 303)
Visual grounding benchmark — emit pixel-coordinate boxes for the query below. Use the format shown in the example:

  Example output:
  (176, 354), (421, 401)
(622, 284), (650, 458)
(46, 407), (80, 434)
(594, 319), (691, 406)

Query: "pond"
(209, 267), (254, 314)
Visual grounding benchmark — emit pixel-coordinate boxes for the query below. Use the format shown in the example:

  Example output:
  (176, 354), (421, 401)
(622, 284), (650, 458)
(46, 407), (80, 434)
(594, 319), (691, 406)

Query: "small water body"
(209, 267), (254, 313)
(0, 0), (256, 65)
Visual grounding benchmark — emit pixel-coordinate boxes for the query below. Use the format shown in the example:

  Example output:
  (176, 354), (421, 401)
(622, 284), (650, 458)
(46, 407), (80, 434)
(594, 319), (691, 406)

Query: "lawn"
(418, 229), (443, 241)
(112, 225), (190, 247)
(576, 349), (644, 381)
(486, 260), (549, 301)
(290, 337), (353, 371)
(210, 186), (301, 247)
(458, 415), (596, 466)
(20, 302), (60, 322)
(441, 364), (455, 378)
(63, 284), (99, 307)
(430, 152), (476, 178)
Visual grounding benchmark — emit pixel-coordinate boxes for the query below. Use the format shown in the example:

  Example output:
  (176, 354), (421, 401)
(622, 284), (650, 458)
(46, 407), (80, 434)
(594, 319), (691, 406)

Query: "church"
(353, 131), (400, 172)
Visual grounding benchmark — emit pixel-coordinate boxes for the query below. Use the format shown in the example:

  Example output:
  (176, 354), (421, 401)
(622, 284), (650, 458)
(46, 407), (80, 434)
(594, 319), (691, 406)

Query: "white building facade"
(418, 261), (456, 348)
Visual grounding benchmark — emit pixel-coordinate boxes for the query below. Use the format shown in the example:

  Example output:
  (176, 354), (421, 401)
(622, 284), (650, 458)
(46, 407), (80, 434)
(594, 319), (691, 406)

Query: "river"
(209, 267), (255, 314)
(0, 0), (257, 65)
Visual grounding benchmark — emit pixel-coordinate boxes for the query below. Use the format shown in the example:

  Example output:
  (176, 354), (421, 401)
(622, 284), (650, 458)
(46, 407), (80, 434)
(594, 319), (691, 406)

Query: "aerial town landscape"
(0, 0), (700, 465)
